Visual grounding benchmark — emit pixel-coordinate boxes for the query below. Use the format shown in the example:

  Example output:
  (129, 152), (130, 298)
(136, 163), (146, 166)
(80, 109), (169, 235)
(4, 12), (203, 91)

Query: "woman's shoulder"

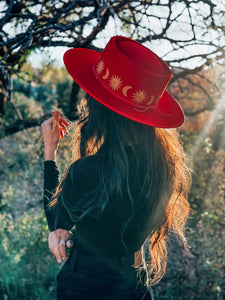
(69, 153), (104, 185)
(72, 153), (103, 169)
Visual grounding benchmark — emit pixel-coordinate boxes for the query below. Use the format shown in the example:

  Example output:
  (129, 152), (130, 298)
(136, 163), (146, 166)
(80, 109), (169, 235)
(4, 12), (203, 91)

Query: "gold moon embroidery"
(146, 95), (155, 106)
(102, 68), (109, 80)
(122, 86), (132, 97)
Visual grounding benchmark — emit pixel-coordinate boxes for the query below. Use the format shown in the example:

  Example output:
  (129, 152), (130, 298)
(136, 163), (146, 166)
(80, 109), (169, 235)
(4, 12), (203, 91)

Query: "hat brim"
(64, 48), (184, 128)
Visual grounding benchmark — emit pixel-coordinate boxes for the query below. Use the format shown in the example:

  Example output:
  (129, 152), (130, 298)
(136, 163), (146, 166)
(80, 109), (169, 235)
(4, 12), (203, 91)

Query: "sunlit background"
(0, 0), (224, 299)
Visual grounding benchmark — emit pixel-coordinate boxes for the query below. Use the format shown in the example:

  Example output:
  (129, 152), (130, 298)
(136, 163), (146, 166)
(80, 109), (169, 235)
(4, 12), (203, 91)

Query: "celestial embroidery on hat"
(109, 75), (122, 91)
(102, 68), (109, 79)
(98, 63), (148, 105)
(146, 95), (156, 106)
(96, 60), (104, 74)
(122, 86), (133, 97)
(132, 90), (146, 104)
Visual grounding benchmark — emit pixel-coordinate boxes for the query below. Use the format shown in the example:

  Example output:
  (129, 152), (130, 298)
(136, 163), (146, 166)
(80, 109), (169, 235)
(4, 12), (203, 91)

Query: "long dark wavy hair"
(53, 95), (191, 286)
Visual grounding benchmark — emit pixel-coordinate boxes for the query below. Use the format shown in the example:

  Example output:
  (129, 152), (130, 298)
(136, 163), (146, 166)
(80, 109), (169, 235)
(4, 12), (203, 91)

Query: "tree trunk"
(68, 80), (81, 120)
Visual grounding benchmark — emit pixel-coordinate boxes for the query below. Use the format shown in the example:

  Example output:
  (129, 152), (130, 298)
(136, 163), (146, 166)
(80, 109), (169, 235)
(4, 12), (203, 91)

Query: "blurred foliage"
(56, 79), (73, 115)
(0, 211), (59, 300)
(0, 64), (224, 299)
(4, 92), (43, 124)
(0, 122), (73, 299)
(152, 134), (225, 300)
(1, 62), (72, 130)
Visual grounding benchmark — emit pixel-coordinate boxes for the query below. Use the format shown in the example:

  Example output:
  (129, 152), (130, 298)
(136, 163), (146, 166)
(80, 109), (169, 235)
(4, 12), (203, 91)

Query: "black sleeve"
(44, 161), (74, 232)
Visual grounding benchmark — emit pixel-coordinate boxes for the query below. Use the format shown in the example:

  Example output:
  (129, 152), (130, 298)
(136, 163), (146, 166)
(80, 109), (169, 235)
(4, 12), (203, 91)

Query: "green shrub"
(0, 126), (73, 300)
(4, 92), (43, 124)
(0, 210), (60, 300)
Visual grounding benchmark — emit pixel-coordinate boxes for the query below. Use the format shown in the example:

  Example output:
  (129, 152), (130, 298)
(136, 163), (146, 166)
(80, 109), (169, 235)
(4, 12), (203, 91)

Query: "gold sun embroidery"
(132, 90), (147, 104)
(96, 60), (104, 74)
(109, 75), (122, 91)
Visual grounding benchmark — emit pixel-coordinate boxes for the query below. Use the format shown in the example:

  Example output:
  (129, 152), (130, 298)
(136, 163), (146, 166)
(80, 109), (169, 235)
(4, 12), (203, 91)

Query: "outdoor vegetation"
(0, 0), (225, 299)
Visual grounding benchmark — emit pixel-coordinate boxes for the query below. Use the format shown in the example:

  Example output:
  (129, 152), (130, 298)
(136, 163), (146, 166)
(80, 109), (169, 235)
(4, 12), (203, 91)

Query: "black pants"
(57, 248), (151, 300)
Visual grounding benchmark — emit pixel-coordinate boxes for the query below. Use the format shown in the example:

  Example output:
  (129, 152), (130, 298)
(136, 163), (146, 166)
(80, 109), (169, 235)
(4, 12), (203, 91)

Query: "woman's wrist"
(44, 147), (57, 161)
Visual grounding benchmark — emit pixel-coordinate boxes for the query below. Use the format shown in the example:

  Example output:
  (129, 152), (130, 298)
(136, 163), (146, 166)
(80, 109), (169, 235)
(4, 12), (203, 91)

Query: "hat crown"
(94, 36), (172, 111)
(117, 40), (164, 75)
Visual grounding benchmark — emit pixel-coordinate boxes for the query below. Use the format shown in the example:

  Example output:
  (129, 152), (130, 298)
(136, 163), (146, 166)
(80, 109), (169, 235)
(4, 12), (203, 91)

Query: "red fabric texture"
(64, 36), (184, 128)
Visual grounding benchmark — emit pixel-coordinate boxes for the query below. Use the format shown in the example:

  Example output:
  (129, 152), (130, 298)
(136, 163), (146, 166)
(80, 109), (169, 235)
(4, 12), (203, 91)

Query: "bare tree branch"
(0, 0), (224, 135)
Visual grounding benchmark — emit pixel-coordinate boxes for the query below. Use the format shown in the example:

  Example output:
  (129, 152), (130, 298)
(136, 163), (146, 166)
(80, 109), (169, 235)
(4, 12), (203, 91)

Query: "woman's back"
(61, 143), (153, 257)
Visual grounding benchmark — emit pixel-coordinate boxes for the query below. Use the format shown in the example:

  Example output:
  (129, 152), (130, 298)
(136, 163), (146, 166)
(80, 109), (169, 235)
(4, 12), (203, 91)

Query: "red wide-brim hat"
(64, 36), (184, 128)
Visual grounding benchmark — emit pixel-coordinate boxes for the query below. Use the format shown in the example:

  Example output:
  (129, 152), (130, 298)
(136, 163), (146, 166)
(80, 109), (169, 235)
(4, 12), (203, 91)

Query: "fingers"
(41, 117), (53, 130)
(49, 239), (66, 263)
(66, 239), (73, 248)
(57, 238), (73, 262)
(52, 111), (71, 138)
(59, 120), (68, 133)
(48, 229), (72, 263)
(52, 111), (60, 123)
(41, 118), (55, 140)
(48, 232), (63, 263)
(52, 112), (60, 132)
(59, 239), (67, 262)
(52, 112), (64, 138)
(60, 116), (70, 127)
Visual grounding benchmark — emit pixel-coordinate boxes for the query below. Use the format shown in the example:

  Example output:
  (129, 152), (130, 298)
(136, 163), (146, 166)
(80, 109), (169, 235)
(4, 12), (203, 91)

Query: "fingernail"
(57, 259), (61, 263)
(63, 257), (66, 261)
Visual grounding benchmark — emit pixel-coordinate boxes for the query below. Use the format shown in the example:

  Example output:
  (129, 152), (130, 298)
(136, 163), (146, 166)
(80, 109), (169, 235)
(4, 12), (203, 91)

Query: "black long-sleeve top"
(44, 149), (152, 258)
(44, 160), (74, 231)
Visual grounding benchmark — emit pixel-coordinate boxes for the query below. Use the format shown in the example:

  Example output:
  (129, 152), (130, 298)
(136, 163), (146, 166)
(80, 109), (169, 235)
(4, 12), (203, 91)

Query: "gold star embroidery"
(109, 75), (122, 91)
(132, 90), (147, 104)
(96, 60), (104, 74)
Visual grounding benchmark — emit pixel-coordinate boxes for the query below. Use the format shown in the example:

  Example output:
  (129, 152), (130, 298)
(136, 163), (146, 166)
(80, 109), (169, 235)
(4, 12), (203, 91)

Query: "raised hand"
(41, 111), (71, 160)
